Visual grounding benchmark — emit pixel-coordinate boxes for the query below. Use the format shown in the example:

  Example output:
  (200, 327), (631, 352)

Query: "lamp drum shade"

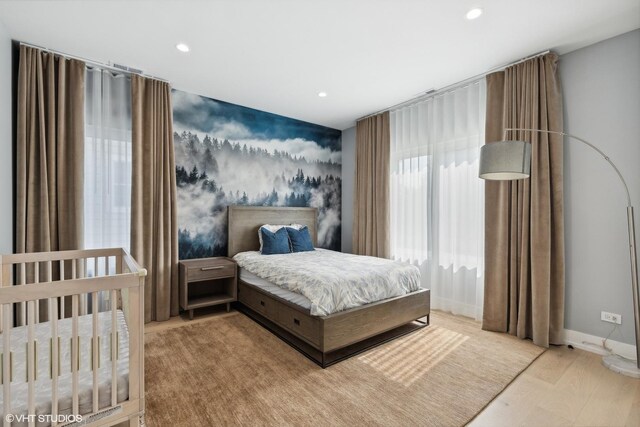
(479, 140), (531, 180)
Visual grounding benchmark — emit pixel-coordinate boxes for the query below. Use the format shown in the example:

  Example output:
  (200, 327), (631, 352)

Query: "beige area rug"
(145, 311), (544, 427)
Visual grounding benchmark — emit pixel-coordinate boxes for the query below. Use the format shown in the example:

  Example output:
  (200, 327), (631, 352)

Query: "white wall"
(0, 19), (12, 254)
(561, 29), (640, 345)
(341, 126), (355, 253)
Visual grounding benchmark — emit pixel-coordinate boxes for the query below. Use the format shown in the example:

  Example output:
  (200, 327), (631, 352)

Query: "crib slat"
(81, 258), (89, 315)
(93, 258), (99, 313)
(20, 263), (26, 326)
(27, 300), (36, 427)
(104, 257), (111, 311)
(116, 254), (123, 274)
(49, 297), (60, 426)
(111, 289), (118, 407)
(47, 261), (53, 323)
(2, 304), (12, 427)
(72, 294), (79, 415)
(92, 291), (99, 413)
(34, 264), (40, 324)
(59, 260), (66, 320)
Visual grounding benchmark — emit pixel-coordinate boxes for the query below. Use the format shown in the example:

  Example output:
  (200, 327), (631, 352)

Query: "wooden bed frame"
(0, 248), (146, 426)
(227, 205), (430, 367)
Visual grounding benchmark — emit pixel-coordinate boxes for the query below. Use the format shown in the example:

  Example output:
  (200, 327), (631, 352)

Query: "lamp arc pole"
(503, 127), (639, 372)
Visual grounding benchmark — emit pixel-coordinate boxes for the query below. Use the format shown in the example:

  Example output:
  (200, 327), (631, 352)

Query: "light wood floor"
(470, 344), (640, 427)
(146, 309), (640, 426)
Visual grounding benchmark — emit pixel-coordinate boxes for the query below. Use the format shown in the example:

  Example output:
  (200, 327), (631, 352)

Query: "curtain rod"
(18, 41), (171, 83)
(357, 49), (551, 122)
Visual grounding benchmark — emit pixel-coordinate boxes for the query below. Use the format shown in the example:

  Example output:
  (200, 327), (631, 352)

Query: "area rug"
(144, 311), (544, 426)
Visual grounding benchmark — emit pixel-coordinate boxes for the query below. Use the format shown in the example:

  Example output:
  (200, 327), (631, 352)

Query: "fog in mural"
(173, 90), (342, 259)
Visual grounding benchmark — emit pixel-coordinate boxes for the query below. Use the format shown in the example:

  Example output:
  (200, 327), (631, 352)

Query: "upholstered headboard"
(227, 206), (318, 257)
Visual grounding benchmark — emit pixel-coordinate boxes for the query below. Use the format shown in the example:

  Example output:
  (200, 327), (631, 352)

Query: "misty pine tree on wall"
(172, 90), (342, 260)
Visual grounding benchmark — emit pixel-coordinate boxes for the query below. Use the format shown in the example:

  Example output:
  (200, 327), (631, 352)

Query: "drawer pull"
(260, 300), (265, 306)
(293, 318), (300, 326)
(200, 266), (225, 271)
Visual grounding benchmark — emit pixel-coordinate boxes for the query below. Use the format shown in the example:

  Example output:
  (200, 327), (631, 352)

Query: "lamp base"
(602, 354), (640, 378)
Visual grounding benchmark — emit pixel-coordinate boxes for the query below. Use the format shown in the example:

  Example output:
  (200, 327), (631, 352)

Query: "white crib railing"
(0, 248), (146, 427)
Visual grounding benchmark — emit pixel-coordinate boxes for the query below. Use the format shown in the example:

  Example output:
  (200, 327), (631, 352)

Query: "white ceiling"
(0, 0), (638, 130)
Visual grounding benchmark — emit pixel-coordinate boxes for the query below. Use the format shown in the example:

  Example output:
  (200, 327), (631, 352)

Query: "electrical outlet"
(601, 311), (622, 325)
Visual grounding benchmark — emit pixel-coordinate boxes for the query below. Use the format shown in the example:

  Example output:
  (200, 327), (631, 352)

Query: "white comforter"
(234, 249), (421, 316)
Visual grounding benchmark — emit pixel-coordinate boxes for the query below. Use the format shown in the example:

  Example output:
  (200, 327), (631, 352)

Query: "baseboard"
(563, 328), (637, 361)
(431, 296), (482, 321)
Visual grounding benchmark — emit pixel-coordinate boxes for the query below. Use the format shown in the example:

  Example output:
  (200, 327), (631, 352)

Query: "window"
(84, 67), (132, 266)
(390, 80), (486, 319)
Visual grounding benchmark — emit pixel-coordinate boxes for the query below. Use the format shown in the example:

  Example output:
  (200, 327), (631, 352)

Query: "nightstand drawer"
(188, 263), (236, 282)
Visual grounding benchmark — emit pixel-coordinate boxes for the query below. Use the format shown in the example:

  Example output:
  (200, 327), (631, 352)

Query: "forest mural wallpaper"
(172, 90), (342, 259)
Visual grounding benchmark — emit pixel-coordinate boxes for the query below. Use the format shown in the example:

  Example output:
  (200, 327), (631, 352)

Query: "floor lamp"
(479, 128), (639, 378)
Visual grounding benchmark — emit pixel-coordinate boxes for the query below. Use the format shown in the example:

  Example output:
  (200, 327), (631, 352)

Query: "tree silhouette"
(189, 166), (199, 184)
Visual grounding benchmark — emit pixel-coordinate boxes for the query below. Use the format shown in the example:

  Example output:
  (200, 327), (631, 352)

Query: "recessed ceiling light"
(176, 43), (190, 53)
(318, 92), (328, 98)
(466, 8), (483, 20)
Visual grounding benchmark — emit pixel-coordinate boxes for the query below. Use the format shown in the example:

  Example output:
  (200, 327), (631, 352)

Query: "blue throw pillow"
(286, 226), (315, 252)
(260, 227), (291, 255)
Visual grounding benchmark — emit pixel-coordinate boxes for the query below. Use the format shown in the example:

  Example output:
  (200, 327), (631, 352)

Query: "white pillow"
(258, 224), (287, 252)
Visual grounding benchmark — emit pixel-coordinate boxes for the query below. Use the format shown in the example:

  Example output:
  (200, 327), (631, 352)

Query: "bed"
(0, 248), (145, 427)
(228, 206), (430, 367)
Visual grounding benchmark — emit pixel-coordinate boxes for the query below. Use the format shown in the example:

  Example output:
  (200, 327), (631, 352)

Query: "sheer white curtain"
(390, 80), (486, 320)
(84, 67), (132, 257)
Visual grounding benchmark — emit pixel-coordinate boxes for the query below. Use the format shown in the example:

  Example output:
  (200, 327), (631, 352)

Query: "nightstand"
(179, 257), (237, 320)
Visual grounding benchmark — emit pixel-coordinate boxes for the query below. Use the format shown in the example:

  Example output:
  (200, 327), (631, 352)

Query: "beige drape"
(16, 45), (85, 321)
(17, 45), (85, 255)
(482, 53), (565, 347)
(353, 112), (390, 258)
(131, 75), (179, 323)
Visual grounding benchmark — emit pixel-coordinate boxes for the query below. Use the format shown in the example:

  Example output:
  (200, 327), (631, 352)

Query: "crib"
(0, 248), (146, 427)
